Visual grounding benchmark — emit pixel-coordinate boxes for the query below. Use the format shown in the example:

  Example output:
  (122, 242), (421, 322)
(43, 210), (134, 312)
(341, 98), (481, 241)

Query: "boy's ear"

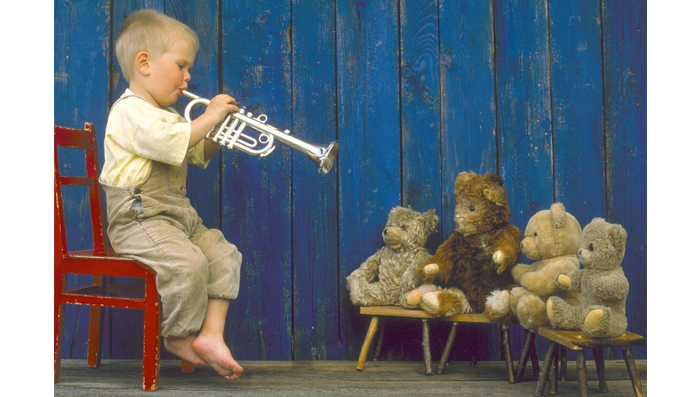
(134, 51), (152, 76)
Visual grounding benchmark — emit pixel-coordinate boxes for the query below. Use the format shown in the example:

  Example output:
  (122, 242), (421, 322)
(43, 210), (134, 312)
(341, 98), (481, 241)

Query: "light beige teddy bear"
(485, 203), (582, 330)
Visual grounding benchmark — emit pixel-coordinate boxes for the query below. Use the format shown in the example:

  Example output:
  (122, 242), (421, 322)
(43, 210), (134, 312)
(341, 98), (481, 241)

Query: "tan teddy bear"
(405, 172), (522, 316)
(546, 218), (629, 338)
(484, 203), (582, 330)
(346, 206), (439, 307)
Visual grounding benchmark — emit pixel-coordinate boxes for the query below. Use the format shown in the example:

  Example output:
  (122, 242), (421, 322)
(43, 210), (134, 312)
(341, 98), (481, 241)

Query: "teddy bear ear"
(423, 209), (439, 230)
(550, 202), (567, 228)
(483, 181), (508, 207)
(608, 223), (627, 252)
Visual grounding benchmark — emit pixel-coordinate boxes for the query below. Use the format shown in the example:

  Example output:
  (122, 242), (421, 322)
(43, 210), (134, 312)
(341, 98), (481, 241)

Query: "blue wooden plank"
(549, 0), (605, 227)
(401, 0), (441, 247)
(55, 0), (111, 359)
(493, 0), (554, 361)
(601, 0), (647, 358)
(220, 0), (293, 360)
(291, 0), (340, 360)
(336, 0), (402, 360)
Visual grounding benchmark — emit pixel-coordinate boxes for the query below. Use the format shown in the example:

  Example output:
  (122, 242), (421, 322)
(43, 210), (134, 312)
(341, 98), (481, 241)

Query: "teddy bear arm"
(512, 263), (535, 284)
(491, 226), (522, 272)
(348, 254), (382, 283)
(418, 238), (456, 282)
(400, 252), (430, 290)
(521, 259), (580, 295)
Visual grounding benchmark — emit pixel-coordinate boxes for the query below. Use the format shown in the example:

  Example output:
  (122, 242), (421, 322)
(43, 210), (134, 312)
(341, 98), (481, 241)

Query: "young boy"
(99, 9), (243, 380)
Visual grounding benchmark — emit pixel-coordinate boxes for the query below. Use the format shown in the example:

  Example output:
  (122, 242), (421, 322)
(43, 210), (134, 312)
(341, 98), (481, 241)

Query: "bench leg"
(535, 342), (556, 397)
(530, 333), (541, 377)
(181, 359), (196, 373)
(549, 344), (559, 395)
(516, 329), (535, 382)
(502, 325), (516, 383)
(373, 319), (386, 361)
(560, 344), (567, 381)
(356, 316), (379, 371)
(437, 322), (458, 374)
(422, 319), (432, 375)
(592, 347), (608, 393)
(576, 350), (588, 397)
(623, 347), (645, 397)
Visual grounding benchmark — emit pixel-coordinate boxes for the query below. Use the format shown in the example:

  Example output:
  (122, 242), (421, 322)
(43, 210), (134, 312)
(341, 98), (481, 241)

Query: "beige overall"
(101, 157), (242, 338)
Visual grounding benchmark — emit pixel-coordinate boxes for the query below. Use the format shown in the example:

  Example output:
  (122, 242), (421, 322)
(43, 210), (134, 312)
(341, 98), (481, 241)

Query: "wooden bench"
(534, 327), (646, 397)
(356, 306), (519, 381)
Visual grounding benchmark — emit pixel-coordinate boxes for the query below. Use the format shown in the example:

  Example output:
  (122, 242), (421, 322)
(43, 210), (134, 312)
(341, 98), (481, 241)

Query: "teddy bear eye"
(469, 205), (475, 212)
(401, 225), (407, 231)
(589, 243), (594, 251)
(533, 232), (538, 238)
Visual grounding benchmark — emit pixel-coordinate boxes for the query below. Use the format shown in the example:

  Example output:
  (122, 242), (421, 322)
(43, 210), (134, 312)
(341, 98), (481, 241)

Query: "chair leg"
(549, 343), (559, 395)
(623, 347), (645, 397)
(576, 350), (588, 397)
(373, 319), (386, 361)
(516, 329), (535, 382)
(356, 316), (379, 371)
(592, 346), (608, 393)
(422, 319), (432, 375)
(87, 276), (105, 368)
(142, 275), (160, 391)
(535, 342), (556, 397)
(502, 325), (516, 383)
(54, 301), (65, 384)
(437, 322), (458, 374)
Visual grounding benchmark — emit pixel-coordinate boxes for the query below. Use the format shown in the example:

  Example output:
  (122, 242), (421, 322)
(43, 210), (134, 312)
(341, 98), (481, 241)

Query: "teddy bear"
(484, 203), (582, 330)
(405, 172), (523, 316)
(546, 218), (629, 338)
(346, 206), (439, 307)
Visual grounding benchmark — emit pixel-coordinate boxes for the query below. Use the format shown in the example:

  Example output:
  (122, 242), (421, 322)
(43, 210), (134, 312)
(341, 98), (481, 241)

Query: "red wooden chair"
(54, 122), (193, 391)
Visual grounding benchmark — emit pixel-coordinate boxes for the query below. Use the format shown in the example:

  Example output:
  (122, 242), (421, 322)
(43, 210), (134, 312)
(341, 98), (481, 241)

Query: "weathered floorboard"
(54, 359), (647, 397)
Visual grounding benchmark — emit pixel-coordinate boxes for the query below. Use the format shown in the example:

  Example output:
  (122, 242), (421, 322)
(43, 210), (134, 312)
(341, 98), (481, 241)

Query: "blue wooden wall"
(55, 0), (647, 361)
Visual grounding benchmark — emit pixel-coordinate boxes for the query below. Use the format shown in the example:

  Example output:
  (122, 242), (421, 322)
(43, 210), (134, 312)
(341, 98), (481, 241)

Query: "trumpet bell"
(316, 141), (339, 174)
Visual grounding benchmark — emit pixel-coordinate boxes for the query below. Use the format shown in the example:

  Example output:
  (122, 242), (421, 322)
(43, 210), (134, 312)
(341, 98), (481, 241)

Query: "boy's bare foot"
(192, 333), (243, 380)
(164, 335), (206, 365)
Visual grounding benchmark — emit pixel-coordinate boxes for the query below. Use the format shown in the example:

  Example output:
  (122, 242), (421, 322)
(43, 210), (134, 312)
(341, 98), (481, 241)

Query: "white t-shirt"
(100, 89), (209, 187)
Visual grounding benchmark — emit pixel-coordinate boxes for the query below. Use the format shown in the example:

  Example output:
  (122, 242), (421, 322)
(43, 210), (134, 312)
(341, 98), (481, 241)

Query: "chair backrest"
(54, 123), (106, 255)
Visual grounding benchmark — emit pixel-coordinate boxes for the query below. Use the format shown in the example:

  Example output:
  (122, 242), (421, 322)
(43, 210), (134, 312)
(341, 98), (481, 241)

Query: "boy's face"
(141, 38), (196, 108)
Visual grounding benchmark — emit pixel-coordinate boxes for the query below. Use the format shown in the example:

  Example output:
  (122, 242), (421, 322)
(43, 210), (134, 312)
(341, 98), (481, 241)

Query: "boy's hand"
(205, 94), (240, 125)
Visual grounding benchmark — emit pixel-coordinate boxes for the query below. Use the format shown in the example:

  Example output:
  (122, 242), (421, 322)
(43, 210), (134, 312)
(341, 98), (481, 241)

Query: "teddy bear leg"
(484, 289), (512, 323)
(546, 296), (581, 330)
(420, 288), (472, 317)
(515, 293), (548, 330)
(582, 306), (627, 338)
(403, 283), (441, 308)
(350, 281), (386, 306)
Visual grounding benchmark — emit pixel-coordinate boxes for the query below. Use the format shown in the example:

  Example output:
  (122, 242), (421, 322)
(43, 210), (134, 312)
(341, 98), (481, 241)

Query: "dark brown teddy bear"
(406, 172), (523, 316)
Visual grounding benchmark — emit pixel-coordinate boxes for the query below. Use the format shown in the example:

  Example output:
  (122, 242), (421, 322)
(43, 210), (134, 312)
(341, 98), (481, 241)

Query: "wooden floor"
(55, 359), (646, 397)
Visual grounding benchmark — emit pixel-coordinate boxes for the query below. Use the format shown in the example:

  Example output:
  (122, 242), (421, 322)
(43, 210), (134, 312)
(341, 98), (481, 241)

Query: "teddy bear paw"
(492, 250), (508, 274)
(556, 274), (571, 289)
(406, 289), (422, 306)
(423, 263), (439, 277)
(584, 309), (605, 331)
(484, 290), (511, 322)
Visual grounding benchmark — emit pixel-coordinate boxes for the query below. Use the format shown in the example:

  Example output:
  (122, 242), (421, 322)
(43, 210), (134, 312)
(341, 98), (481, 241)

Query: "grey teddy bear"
(546, 218), (629, 338)
(347, 206), (439, 307)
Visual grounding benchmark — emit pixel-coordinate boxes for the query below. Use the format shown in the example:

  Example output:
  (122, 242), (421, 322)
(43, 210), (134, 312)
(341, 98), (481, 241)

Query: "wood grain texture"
(291, 0), (340, 360)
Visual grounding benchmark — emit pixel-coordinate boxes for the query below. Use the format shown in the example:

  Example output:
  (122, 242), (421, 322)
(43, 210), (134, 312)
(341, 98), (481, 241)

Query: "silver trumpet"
(182, 91), (339, 174)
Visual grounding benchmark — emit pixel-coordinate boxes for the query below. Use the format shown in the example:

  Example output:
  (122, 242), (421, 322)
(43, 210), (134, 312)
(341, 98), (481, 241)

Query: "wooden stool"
(356, 306), (519, 381)
(535, 327), (646, 397)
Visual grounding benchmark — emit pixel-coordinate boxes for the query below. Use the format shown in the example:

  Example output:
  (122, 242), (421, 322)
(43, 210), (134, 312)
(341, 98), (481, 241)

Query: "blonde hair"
(115, 9), (199, 82)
